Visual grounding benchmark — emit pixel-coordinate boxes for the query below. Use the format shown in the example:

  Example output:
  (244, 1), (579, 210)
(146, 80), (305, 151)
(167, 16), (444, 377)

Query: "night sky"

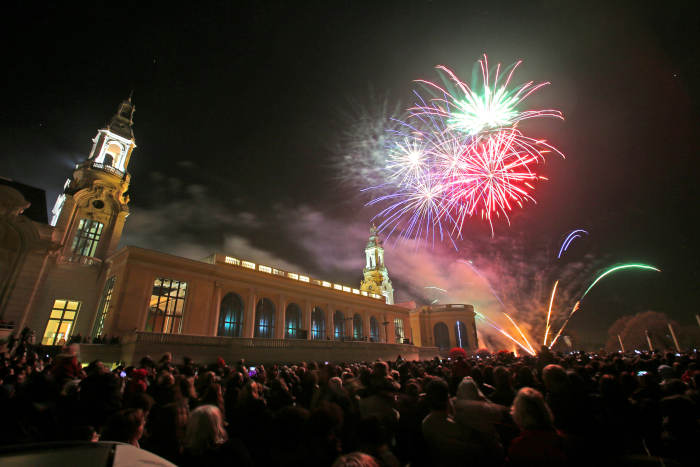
(2, 1), (698, 348)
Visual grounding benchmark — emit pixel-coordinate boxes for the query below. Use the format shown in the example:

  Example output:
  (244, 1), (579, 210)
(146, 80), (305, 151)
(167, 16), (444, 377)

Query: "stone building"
(0, 98), (477, 363)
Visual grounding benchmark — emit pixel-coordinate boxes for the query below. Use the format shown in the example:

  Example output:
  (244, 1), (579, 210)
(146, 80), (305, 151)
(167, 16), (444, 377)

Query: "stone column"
(244, 289), (257, 338)
(304, 301), (312, 340)
(276, 294), (287, 339)
(347, 309), (355, 339)
(363, 311), (371, 341)
(325, 304), (334, 340)
(211, 281), (223, 336)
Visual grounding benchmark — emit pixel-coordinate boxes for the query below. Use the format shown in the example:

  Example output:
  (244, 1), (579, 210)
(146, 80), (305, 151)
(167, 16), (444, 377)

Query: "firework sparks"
(549, 263), (660, 349)
(557, 229), (589, 259)
(582, 263), (661, 298)
(366, 55), (564, 241)
(475, 311), (535, 355)
(413, 55), (564, 136)
(543, 280), (559, 346)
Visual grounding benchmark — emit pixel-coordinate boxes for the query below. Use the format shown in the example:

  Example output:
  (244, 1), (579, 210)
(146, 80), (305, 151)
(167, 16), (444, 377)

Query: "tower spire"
(107, 94), (135, 140)
(360, 225), (394, 304)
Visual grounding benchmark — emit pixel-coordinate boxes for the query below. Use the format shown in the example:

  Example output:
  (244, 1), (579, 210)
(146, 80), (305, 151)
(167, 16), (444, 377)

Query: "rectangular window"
(71, 219), (104, 258)
(394, 318), (405, 343)
(91, 276), (116, 338)
(146, 278), (188, 334)
(42, 299), (81, 345)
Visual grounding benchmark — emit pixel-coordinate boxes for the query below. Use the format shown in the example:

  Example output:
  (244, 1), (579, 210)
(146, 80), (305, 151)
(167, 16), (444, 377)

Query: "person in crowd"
(179, 404), (251, 466)
(507, 387), (568, 466)
(101, 408), (146, 447)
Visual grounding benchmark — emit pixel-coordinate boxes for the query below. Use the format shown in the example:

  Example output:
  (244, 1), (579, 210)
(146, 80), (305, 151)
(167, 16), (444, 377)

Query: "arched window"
(434, 322), (450, 349)
(394, 318), (405, 343)
(254, 298), (275, 338)
(311, 306), (325, 340)
(218, 292), (244, 337)
(353, 314), (363, 340)
(370, 316), (380, 342)
(285, 303), (302, 339)
(455, 320), (468, 348)
(334, 310), (345, 340)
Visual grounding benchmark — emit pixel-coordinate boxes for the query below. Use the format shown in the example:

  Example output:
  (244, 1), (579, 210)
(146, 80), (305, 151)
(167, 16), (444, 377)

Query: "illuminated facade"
(0, 99), (478, 363)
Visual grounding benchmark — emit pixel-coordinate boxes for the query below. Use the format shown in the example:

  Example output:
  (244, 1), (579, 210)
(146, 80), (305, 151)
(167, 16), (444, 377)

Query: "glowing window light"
(322, 281), (332, 288)
(224, 256), (240, 265)
(241, 261), (256, 270)
(342, 286), (351, 292)
(352, 289), (360, 294)
(259, 265), (272, 273)
(333, 284), (343, 290)
(361, 291), (368, 296)
(299, 275), (310, 283)
(273, 269), (285, 276)
(288, 273), (299, 280)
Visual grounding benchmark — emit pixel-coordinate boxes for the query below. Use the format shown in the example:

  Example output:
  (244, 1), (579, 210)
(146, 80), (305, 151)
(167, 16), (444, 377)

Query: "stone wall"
(77, 332), (441, 366)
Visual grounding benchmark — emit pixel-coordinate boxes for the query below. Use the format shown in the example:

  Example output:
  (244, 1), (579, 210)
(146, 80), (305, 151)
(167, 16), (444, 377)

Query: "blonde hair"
(511, 387), (554, 430)
(184, 405), (228, 454)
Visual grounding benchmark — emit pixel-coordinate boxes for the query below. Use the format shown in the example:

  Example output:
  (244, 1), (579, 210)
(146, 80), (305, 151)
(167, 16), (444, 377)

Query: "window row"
(41, 278), (405, 344)
(219, 292), (385, 341)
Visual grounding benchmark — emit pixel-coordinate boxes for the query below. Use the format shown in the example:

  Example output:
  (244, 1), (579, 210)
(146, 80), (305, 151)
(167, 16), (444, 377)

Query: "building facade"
(0, 99), (477, 363)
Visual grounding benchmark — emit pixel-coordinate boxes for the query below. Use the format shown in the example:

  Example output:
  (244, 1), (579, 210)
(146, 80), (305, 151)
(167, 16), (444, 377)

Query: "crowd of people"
(0, 328), (698, 466)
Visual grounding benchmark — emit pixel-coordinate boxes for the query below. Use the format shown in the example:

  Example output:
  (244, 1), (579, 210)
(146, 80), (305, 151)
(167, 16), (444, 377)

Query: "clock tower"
(50, 95), (136, 263)
(360, 225), (394, 304)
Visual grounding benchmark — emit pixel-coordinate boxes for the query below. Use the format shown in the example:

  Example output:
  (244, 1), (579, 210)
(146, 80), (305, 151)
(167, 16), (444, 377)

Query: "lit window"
(333, 284), (343, 290)
(259, 265), (272, 273)
(322, 281), (332, 288)
(288, 273), (299, 280)
(273, 269), (285, 276)
(225, 256), (240, 265)
(254, 298), (275, 338)
(242, 261), (256, 270)
(71, 219), (103, 258)
(342, 286), (351, 292)
(352, 289), (360, 294)
(91, 277), (115, 338)
(361, 291), (368, 296)
(353, 314), (363, 339)
(311, 307), (325, 340)
(299, 275), (310, 283)
(285, 303), (302, 339)
(42, 299), (80, 345)
(370, 316), (380, 342)
(218, 293), (243, 337)
(146, 278), (187, 334)
(334, 310), (345, 339)
(394, 318), (405, 343)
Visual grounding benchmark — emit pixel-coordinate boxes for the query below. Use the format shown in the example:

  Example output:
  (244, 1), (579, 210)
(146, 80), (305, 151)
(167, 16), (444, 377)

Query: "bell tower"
(50, 96), (136, 264)
(360, 225), (394, 304)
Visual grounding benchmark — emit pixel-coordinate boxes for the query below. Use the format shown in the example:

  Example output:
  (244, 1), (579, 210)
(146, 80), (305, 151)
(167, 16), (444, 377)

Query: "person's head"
(425, 378), (450, 411)
(542, 364), (568, 394)
(511, 387), (554, 431)
(101, 409), (146, 446)
(184, 405), (228, 454)
(456, 376), (486, 401)
(332, 451), (380, 467)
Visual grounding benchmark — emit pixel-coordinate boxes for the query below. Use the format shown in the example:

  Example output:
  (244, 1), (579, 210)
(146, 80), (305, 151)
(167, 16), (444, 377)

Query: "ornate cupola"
(49, 96), (136, 263)
(360, 225), (394, 304)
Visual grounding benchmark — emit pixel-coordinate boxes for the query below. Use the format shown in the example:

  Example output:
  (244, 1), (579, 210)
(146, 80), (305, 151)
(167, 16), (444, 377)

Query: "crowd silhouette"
(0, 328), (698, 466)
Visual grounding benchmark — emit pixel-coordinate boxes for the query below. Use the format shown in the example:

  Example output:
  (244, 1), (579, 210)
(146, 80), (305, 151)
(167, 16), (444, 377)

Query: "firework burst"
(413, 55), (563, 135)
(365, 54), (564, 242)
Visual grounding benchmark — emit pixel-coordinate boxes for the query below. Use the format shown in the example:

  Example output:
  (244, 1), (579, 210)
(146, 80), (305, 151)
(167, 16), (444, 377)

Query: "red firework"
(445, 129), (549, 236)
